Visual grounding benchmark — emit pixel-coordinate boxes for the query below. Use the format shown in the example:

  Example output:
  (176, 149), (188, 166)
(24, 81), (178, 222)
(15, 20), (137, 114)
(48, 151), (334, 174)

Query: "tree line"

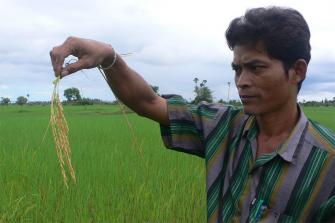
(1, 80), (334, 106)
(0, 85), (160, 106)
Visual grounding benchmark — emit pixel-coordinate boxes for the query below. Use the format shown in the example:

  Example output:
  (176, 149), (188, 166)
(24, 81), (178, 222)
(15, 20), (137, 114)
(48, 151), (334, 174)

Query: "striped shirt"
(160, 95), (335, 223)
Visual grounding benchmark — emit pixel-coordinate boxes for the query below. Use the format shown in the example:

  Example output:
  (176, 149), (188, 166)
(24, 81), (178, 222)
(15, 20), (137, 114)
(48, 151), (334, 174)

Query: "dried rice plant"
(47, 53), (140, 188)
(50, 76), (76, 188)
(117, 100), (144, 157)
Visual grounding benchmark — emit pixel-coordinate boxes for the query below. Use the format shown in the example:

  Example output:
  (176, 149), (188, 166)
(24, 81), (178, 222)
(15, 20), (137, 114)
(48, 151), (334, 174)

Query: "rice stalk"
(50, 76), (76, 188)
(118, 101), (144, 157)
(97, 67), (144, 158)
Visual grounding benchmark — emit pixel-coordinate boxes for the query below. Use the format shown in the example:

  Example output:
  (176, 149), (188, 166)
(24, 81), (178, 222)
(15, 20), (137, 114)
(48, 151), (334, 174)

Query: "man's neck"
(255, 101), (300, 156)
(256, 102), (299, 137)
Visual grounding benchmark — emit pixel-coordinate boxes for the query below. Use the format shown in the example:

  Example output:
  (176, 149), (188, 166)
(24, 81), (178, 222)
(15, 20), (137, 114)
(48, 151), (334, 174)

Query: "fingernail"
(61, 70), (69, 76)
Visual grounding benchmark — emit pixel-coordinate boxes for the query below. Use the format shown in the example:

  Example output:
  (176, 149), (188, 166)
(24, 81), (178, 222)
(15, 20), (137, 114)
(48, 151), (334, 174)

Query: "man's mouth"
(239, 95), (258, 103)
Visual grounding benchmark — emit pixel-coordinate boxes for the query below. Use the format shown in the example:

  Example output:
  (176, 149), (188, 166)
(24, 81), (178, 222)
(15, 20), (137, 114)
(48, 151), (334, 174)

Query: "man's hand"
(49, 36), (168, 125)
(50, 36), (115, 77)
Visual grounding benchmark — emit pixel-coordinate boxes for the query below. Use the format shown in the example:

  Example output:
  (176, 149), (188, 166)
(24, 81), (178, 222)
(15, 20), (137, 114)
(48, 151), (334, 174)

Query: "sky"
(0, 0), (334, 102)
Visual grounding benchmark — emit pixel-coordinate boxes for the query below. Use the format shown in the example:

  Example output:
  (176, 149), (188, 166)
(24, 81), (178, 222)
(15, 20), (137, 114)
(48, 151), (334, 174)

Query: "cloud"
(0, 84), (9, 90)
(0, 0), (334, 101)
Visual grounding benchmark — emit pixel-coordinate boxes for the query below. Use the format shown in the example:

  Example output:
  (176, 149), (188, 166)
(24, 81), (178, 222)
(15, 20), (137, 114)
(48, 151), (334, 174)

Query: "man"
(50, 6), (335, 223)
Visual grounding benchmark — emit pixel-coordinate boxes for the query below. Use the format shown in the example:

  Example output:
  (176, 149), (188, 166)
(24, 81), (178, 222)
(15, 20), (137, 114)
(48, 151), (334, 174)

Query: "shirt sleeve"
(159, 94), (237, 158)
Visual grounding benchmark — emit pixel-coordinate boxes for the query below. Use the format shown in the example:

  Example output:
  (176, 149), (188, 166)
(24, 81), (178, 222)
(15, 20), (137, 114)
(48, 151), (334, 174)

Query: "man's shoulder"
(306, 119), (335, 153)
(197, 101), (243, 114)
(161, 94), (249, 137)
(162, 94), (244, 118)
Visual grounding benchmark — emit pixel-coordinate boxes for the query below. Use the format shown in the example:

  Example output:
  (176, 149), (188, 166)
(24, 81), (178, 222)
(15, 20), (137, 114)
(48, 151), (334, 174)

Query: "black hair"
(225, 7), (311, 91)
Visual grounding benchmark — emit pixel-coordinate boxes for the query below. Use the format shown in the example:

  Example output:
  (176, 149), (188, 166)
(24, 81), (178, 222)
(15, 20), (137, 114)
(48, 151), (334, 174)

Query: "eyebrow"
(231, 59), (267, 68)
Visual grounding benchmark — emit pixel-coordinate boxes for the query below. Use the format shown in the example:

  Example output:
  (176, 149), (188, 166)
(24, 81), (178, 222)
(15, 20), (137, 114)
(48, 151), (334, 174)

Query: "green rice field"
(0, 105), (334, 222)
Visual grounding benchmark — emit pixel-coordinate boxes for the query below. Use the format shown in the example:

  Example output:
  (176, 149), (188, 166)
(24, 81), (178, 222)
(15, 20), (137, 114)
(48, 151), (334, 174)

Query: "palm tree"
(193, 77), (199, 85)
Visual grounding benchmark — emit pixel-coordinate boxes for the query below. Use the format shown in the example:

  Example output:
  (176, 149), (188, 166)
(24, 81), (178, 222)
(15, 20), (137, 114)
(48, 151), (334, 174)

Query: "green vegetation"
(302, 106), (335, 130)
(64, 87), (82, 102)
(0, 105), (206, 222)
(193, 78), (213, 104)
(0, 105), (334, 222)
(16, 96), (28, 106)
(0, 97), (10, 105)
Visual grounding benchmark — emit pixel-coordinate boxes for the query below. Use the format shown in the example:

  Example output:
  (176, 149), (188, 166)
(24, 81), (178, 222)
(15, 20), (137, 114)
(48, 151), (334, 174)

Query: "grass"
(0, 105), (206, 222)
(0, 104), (334, 222)
(301, 106), (335, 130)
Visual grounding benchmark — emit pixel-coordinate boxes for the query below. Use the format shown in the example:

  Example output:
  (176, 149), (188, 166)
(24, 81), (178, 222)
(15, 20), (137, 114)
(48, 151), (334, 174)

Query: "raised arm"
(50, 36), (168, 125)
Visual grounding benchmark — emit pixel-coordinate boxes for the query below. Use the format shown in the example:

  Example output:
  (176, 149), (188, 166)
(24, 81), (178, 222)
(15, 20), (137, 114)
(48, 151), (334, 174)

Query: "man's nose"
(236, 71), (252, 89)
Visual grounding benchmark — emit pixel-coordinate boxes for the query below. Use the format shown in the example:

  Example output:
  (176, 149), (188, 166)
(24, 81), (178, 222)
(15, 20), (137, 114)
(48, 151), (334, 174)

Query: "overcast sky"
(0, 0), (334, 102)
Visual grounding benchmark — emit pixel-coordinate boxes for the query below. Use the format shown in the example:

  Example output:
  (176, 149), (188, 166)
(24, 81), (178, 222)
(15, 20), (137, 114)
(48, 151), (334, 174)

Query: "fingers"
(61, 59), (90, 77)
(49, 36), (79, 77)
(50, 47), (70, 77)
(50, 36), (113, 78)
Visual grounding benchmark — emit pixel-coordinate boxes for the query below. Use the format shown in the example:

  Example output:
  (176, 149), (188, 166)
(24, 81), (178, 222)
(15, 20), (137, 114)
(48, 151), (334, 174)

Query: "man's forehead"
(232, 43), (270, 63)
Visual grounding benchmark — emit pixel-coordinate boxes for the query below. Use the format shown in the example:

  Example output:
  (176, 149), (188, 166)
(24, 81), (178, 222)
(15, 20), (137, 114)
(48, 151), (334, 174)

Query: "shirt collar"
(242, 116), (256, 139)
(242, 105), (308, 164)
(277, 106), (308, 163)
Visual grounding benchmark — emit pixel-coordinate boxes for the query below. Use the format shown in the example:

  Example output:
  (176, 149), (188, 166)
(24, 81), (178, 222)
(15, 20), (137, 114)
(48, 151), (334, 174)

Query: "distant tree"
(1, 97), (10, 105)
(200, 80), (207, 87)
(217, 99), (226, 104)
(151, 85), (159, 95)
(193, 77), (199, 84)
(193, 78), (213, 104)
(228, 100), (242, 106)
(16, 96), (28, 105)
(78, 98), (94, 105)
(64, 88), (82, 102)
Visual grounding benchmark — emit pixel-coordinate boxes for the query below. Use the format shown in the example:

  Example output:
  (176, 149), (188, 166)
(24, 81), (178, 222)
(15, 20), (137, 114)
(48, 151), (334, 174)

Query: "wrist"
(100, 46), (117, 70)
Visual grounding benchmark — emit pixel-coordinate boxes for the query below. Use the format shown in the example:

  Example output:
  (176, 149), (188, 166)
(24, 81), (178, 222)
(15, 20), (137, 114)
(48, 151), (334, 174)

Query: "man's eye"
(250, 65), (265, 73)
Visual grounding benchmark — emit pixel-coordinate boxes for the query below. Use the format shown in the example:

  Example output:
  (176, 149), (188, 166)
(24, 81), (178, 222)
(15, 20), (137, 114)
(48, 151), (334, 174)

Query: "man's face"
(232, 43), (296, 115)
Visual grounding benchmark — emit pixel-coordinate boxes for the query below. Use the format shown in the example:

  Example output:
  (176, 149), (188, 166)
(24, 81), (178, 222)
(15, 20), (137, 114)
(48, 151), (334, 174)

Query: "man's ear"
(288, 59), (307, 84)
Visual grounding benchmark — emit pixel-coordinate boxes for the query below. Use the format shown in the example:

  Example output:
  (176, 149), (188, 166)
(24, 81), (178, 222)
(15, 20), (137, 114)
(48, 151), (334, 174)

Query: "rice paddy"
(0, 104), (333, 222)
